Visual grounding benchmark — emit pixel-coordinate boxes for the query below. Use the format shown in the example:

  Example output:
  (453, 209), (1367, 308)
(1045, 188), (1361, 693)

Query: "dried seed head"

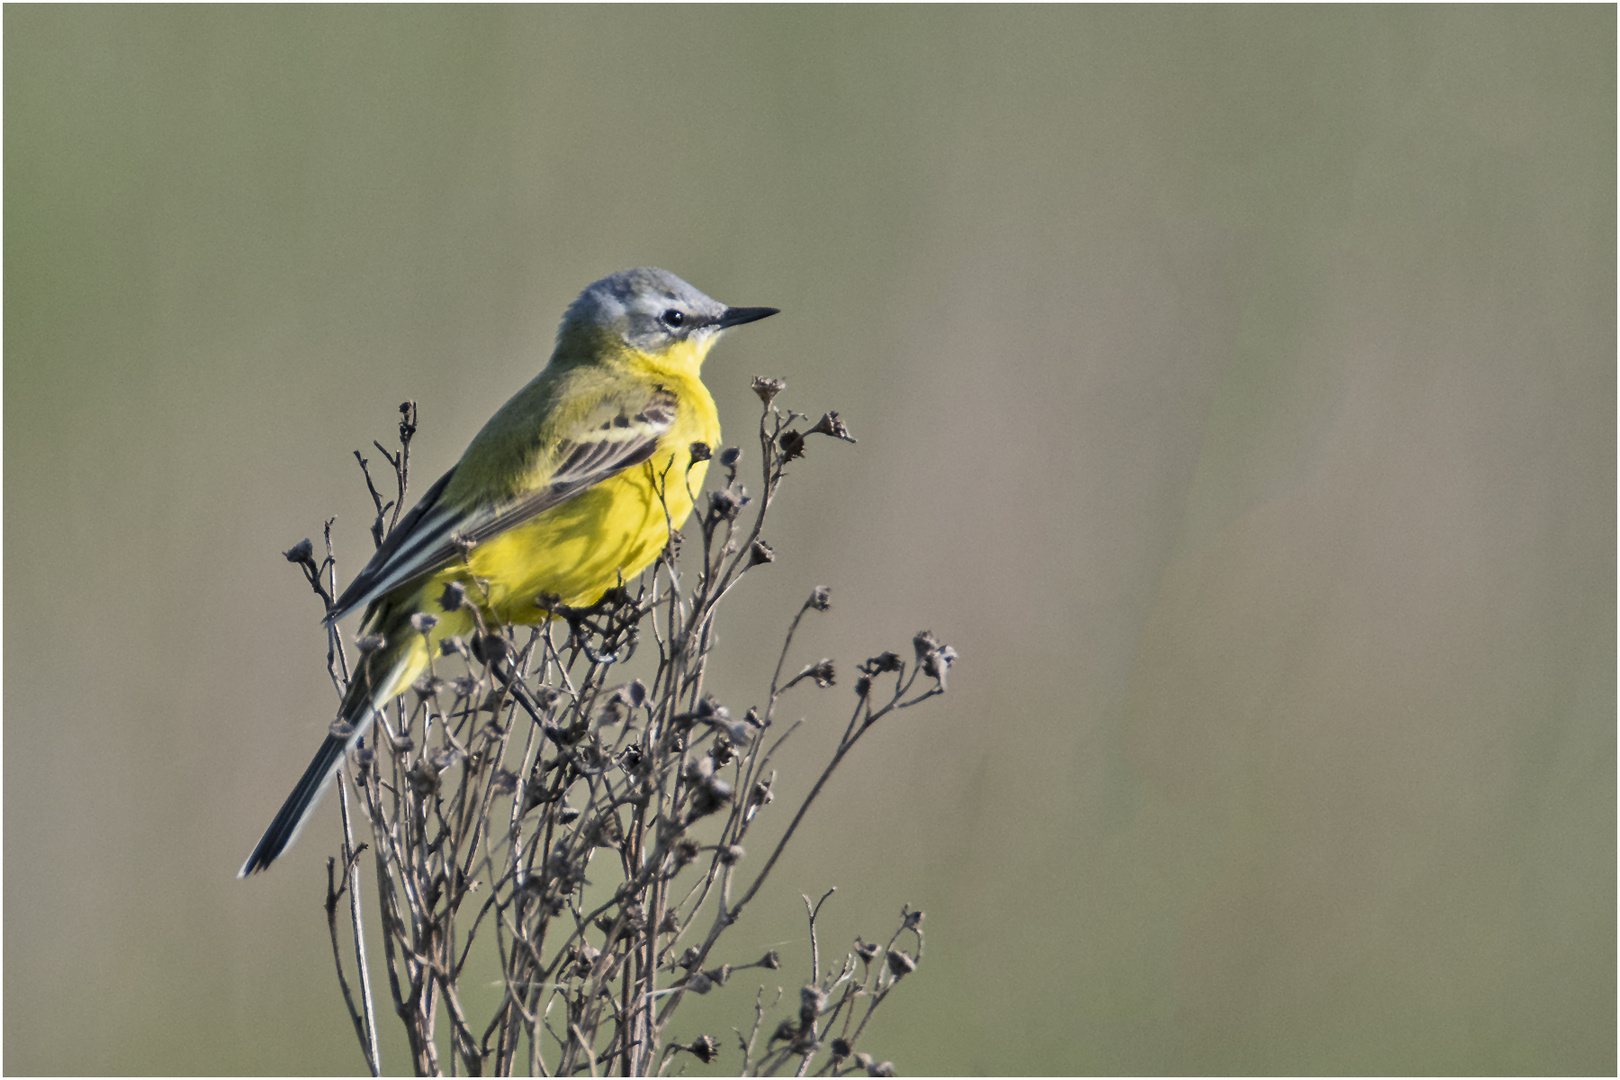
(674, 838), (701, 868)
(799, 985), (829, 1025)
(863, 651), (904, 674)
(749, 779), (774, 810)
(410, 611), (438, 635)
(749, 539), (775, 566)
(903, 908), (925, 930)
(558, 805), (581, 824)
(831, 1038), (852, 1061)
(356, 633), (387, 655)
(472, 633), (509, 665)
(807, 585), (832, 611)
(659, 910), (680, 934)
(771, 1020), (798, 1045)
(805, 659), (836, 687)
(779, 429), (806, 460)
(688, 440), (712, 464)
(438, 581), (466, 611)
(687, 1035), (719, 1064)
(854, 1053), (874, 1072)
(452, 673), (480, 699)
(329, 718), (356, 739)
(626, 679), (647, 707)
(752, 375), (786, 404)
(854, 938), (879, 963)
(677, 946), (702, 971)
(283, 538), (314, 564)
(869, 1061), (895, 1077)
(708, 487), (740, 520)
(885, 950), (917, 978)
(690, 776), (733, 819)
(912, 631), (940, 663)
(807, 411), (857, 443)
(704, 964), (732, 987)
(684, 969), (713, 995)
(719, 446), (742, 468)
(922, 644), (957, 689)
(407, 758), (441, 795)
(718, 844), (745, 866)
(855, 675), (872, 698)
(532, 685), (561, 709)
(412, 674), (445, 699)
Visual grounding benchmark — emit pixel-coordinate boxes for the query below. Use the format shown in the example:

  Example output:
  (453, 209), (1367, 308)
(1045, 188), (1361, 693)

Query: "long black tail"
(238, 727), (358, 877)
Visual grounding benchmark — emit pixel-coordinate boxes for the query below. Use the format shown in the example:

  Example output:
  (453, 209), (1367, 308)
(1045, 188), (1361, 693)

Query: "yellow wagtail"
(240, 267), (777, 876)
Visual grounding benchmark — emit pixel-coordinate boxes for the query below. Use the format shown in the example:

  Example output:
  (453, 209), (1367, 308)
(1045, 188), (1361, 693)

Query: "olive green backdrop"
(5, 6), (1613, 1075)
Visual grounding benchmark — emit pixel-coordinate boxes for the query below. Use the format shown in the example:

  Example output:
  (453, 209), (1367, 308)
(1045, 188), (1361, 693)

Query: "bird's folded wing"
(323, 390), (678, 625)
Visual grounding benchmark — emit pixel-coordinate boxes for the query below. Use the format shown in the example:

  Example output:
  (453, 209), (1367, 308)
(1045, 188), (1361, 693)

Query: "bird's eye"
(661, 309), (685, 328)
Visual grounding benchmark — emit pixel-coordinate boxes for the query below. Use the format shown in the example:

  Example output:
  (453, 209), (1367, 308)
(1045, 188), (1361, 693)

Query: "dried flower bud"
(558, 805), (581, 824)
(831, 1038), (852, 1061)
(761, 949), (782, 970)
(659, 910), (680, 934)
(674, 838), (701, 868)
(452, 673), (480, 699)
(412, 674), (445, 699)
(688, 441), (712, 464)
(354, 746), (374, 770)
(749, 779), (774, 810)
(805, 659), (836, 687)
(869, 1061), (895, 1077)
(626, 679), (647, 707)
(854, 1053), (874, 1071)
(855, 675), (872, 698)
(752, 375), (786, 404)
(683, 969), (713, 995)
(439, 636), (468, 658)
(410, 611), (438, 635)
(903, 908), (925, 930)
(719, 446), (742, 468)
(708, 488), (740, 520)
(687, 1035), (719, 1064)
(807, 585), (832, 611)
(283, 538), (314, 563)
(779, 429), (806, 460)
(677, 946), (702, 971)
(771, 1020), (798, 1045)
(490, 768), (518, 795)
(355, 633), (387, 655)
(718, 844), (745, 866)
(531, 685), (561, 709)
(854, 938), (879, 963)
(749, 539), (775, 566)
(705, 964), (732, 987)
(885, 950), (917, 977)
(438, 581), (466, 611)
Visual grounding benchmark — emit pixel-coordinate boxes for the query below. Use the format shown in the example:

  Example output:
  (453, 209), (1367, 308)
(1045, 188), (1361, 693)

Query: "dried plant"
(279, 381), (956, 1076)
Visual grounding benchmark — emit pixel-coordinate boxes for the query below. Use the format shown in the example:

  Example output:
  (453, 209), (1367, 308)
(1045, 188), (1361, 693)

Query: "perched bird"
(240, 268), (777, 876)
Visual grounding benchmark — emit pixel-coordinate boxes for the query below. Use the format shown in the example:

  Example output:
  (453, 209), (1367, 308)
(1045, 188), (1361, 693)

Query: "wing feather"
(323, 388), (677, 624)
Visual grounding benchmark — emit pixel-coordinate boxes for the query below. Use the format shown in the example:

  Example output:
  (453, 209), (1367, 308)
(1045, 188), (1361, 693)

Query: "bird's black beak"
(717, 306), (780, 329)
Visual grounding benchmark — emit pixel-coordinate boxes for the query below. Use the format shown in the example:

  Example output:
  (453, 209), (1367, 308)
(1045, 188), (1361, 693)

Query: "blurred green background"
(5, 6), (1613, 1075)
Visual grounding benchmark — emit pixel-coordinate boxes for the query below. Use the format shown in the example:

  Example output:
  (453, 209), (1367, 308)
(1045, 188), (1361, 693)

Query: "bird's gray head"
(561, 267), (778, 355)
